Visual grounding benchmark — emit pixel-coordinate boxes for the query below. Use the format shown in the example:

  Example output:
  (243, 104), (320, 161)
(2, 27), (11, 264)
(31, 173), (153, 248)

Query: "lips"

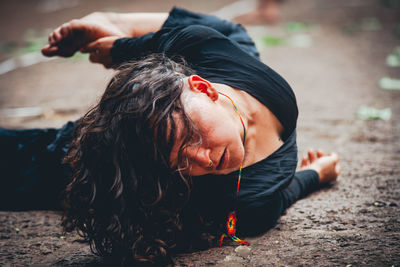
(216, 148), (229, 170)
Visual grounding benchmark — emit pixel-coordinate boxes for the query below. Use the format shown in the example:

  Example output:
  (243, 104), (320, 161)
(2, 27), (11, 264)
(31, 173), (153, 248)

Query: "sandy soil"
(0, 0), (399, 266)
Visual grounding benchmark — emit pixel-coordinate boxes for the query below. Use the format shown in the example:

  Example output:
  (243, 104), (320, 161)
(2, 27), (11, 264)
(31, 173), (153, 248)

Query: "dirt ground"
(0, 0), (399, 266)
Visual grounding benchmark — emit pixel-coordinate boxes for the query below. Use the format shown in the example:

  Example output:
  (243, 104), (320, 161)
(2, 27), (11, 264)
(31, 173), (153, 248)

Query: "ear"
(188, 75), (219, 101)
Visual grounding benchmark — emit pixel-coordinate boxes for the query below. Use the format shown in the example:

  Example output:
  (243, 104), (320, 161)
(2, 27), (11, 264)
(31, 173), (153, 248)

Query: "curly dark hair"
(61, 54), (207, 266)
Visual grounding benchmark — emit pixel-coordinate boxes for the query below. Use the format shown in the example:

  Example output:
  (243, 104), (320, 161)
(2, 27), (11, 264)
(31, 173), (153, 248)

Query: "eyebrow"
(167, 112), (184, 168)
(168, 112), (202, 171)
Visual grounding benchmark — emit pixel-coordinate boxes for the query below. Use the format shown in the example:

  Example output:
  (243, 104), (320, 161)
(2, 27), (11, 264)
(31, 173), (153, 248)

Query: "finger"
(80, 40), (98, 53)
(308, 150), (317, 163)
(49, 23), (73, 46)
(49, 27), (60, 45)
(60, 23), (71, 38)
(103, 59), (114, 69)
(316, 150), (324, 158)
(49, 24), (67, 45)
(49, 32), (58, 46)
(48, 33), (55, 45)
(41, 45), (59, 57)
(53, 28), (63, 44)
(89, 52), (100, 63)
(301, 156), (308, 167)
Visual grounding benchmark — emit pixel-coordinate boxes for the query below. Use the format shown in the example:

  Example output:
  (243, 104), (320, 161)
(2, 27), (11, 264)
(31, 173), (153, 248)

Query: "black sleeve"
(110, 24), (246, 67)
(280, 169), (320, 209)
(110, 7), (259, 65)
(110, 31), (157, 65)
(236, 169), (320, 236)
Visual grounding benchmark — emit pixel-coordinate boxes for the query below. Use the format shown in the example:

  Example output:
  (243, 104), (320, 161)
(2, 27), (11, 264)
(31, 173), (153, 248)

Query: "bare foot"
(300, 150), (341, 184)
(42, 12), (127, 57)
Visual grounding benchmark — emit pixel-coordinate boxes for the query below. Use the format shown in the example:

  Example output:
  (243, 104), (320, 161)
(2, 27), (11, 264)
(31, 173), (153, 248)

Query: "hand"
(300, 150), (341, 184)
(80, 36), (120, 69)
(41, 12), (126, 58)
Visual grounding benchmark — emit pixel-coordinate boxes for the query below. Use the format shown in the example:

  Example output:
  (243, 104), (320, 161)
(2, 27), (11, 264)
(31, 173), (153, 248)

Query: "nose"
(183, 146), (211, 169)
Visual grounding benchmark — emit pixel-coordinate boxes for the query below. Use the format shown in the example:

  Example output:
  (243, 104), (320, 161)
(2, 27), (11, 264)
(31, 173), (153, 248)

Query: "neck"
(212, 82), (255, 131)
(212, 83), (255, 162)
(218, 91), (247, 145)
(212, 82), (284, 168)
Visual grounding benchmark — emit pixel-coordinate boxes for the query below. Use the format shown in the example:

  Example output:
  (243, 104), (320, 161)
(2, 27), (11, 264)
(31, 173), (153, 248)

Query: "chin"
(218, 164), (240, 175)
(220, 169), (236, 175)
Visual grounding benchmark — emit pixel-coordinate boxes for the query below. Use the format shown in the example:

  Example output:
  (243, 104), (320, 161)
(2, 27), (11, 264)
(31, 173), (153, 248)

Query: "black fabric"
(111, 8), (312, 233)
(188, 130), (309, 235)
(161, 7), (260, 58)
(238, 169), (319, 235)
(0, 122), (74, 210)
(0, 7), (320, 237)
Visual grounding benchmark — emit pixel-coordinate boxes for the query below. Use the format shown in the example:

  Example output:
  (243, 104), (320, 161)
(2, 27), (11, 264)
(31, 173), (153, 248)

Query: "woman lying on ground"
(0, 7), (341, 266)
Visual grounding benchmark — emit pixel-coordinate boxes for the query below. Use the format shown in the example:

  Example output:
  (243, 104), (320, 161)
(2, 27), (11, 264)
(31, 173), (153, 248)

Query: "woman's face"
(169, 76), (245, 176)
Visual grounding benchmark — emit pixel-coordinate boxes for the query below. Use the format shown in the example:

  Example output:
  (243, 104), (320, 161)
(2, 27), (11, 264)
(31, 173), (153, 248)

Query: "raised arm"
(114, 12), (169, 37)
(41, 7), (259, 68)
(41, 12), (168, 58)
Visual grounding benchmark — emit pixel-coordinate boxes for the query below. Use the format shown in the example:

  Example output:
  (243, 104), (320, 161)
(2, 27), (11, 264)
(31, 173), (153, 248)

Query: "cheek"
(201, 123), (229, 146)
(189, 101), (240, 149)
(197, 110), (234, 141)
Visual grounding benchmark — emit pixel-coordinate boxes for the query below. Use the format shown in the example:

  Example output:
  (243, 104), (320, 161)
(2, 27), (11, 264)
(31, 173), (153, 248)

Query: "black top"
(111, 7), (299, 219)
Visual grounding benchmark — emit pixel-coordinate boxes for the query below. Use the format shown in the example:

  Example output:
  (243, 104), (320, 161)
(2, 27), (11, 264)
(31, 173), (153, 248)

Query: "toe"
(308, 150), (317, 163)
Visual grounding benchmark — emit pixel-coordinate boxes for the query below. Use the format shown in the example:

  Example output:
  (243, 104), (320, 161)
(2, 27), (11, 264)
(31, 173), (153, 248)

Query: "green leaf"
(356, 105), (392, 121)
(379, 77), (400, 90)
(263, 36), (285, 46)
(284, 21), (311, 33)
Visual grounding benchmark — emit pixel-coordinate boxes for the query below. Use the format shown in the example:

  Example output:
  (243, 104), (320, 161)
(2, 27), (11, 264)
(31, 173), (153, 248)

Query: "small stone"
(41, 250), (52, 255)
(217, 254), (245, 267)
(359, 208), (368, 214)
(367, 207), (374, 212)
(15, 228), (20, 233)
(235, 246), (251, 258)
(374, 201), (386, 207)
(59, 235), (66, 239)
(274, 240), (279, 244)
